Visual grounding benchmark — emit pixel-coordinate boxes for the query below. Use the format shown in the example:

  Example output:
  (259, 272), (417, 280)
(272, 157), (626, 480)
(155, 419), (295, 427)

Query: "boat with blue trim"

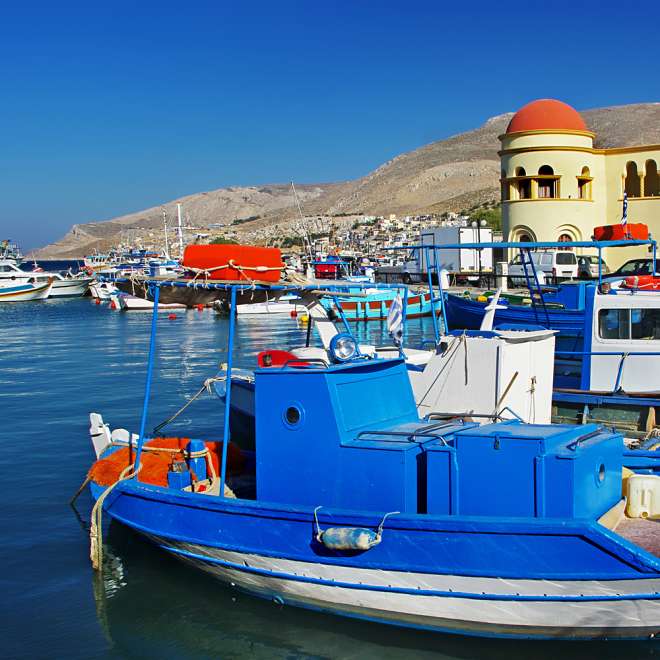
(85, 279), (660, 640)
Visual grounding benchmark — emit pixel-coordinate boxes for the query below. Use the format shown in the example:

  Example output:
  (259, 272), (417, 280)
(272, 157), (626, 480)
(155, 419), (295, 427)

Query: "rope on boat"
(187, 260), (285, 284)
(89, 443), (230, 572)
(90, 463), (141, 572)
(416, 335), (464, 410)
(152, 376), (225, 435)
(70, 475), (92, 505)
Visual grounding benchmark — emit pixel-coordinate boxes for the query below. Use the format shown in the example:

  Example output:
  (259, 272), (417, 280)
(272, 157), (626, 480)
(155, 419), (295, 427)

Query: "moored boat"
(109, 292), (186, 311)
(84, 283), (660, 640)
(0, 278), (53, 302)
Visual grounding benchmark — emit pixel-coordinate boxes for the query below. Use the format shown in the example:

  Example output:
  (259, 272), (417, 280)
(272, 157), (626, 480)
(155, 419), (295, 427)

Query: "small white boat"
(0, 278), (53, 302)
(214, 293), (306, 316)
(89, 281), (118, 300)
(48, 273), (93, 297)
(110, 293), (186, 311)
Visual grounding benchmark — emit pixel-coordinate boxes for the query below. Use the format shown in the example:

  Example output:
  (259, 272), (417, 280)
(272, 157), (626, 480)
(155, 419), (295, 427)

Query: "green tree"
(469, 205), (502, 231)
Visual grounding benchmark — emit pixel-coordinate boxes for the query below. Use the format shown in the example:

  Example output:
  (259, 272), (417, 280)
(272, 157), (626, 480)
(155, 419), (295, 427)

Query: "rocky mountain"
(36, 102), (660, 258)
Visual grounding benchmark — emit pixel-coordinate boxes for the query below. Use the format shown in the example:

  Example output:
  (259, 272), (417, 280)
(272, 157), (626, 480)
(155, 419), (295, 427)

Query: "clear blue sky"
(1, 0), (657, 250)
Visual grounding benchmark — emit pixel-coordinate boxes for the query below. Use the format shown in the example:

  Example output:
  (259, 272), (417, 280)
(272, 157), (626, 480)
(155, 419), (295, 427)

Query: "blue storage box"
(450, 422), (623, 518)
(340, 435), (423, 513)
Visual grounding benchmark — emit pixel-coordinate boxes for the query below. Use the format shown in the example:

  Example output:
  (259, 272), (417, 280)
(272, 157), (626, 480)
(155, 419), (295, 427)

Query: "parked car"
(608, 258), (654, 279)
(577, 255), (610, 279)
(508, 250), (578, 285)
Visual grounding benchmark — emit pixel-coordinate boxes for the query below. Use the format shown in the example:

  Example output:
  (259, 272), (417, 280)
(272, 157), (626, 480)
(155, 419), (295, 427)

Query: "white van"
(508, 250), (578, 284)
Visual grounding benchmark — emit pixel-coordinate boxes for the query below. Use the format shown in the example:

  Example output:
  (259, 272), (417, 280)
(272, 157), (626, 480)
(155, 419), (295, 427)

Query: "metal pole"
(425, 247), (440, 343)
(401, 285), (408, 357)
(220, 286), (237, 497)
(134, 284), (160, 472)
(435, 254), (448, 335)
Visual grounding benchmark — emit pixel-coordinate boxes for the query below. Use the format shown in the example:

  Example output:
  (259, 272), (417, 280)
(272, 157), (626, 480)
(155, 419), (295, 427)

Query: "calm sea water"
(0, 299), (656, 659)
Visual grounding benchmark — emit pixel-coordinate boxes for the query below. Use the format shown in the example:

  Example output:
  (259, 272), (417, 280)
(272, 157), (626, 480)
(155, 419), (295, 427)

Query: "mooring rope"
(151, 376), (224, 435)
(90, 463), (141, 572)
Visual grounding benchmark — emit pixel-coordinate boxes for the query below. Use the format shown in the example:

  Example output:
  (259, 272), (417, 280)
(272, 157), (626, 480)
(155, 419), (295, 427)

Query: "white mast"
(162, 207), (170, 259)
(176, 203), (185, 258)
(291, 181), (312, 259)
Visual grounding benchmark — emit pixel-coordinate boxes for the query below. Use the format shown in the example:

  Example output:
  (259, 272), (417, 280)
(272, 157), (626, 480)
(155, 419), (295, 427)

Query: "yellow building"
(500, 99), (660, 268)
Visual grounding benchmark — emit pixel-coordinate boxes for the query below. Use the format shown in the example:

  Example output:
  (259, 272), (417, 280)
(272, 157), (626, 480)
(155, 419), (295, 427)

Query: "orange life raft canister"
(182, 244), (284, 282)
(622, 275), (660, 290)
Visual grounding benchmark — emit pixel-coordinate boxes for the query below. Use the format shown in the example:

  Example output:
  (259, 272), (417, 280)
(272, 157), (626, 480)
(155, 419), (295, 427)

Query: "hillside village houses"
(500, 98), (660, 268)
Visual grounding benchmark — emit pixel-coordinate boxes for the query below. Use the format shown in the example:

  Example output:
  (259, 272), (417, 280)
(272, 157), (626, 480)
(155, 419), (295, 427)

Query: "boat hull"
(116, 278), (279, 306)
(326, 291), (435, 321)
(0, 281), (52, 301)
(111, 293), (186, 311)
(444, 292), (585, 336)
(93, 480), (660, 640)
(159, 538), (660, 640)
(49, 277), (93, 297)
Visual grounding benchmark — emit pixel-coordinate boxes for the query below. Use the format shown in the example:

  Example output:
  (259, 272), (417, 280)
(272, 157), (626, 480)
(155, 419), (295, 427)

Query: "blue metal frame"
(220, 286), (238, 496)
(133, 284), (160, 471)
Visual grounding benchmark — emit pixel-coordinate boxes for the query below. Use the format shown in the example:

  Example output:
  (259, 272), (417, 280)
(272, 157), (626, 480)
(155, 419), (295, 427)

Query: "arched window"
(624, 161), (641, 197)
(537, 165), (558, 198)
(558, 233), (573, 250)
(514, 166), (531, 199)
(645, 160), (659, 197)
(519, 233), (532, 242)
(578, 166), (592, 200)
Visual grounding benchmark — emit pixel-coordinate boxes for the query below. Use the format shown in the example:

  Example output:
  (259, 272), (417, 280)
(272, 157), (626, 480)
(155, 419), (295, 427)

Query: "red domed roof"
(506, 99), (588, 134)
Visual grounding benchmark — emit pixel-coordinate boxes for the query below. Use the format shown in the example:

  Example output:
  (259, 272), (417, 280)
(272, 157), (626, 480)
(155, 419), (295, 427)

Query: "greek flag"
(387, 293), (404, 346)
(621, 192), (628, 227)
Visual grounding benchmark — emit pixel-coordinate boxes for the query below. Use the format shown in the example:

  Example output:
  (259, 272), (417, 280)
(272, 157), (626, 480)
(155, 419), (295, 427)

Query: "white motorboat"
(89, 281), (118, 300)
(0, 260), (92, 297)
(0, 278), (53, 302)
(109, 293), (186, 311)
(47, 272), (93, 297)
(213, 292), (306, 316)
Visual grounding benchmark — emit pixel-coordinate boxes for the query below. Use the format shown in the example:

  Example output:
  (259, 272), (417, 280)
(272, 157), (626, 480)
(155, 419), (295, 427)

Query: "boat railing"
(355, 420), (465, 446)
(556, 349), (660, 394)
(427, 407), (525, 423)
(386, 238), (657, 344)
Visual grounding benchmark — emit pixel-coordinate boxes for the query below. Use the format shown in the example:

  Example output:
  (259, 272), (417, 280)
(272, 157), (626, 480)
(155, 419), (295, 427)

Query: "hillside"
(36, 102), (660, 258)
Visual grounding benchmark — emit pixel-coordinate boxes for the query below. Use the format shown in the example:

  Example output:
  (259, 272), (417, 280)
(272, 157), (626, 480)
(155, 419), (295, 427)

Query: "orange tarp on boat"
(88, 437), (245, 488)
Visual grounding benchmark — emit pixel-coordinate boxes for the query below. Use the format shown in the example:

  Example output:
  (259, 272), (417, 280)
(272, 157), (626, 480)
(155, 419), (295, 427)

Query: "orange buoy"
(196, 304), (204, 311)
(290, 310), (298, 318)
(168, 313), (177, 320)
(109, 301), (116, 310)
(95, 298), (101, 305)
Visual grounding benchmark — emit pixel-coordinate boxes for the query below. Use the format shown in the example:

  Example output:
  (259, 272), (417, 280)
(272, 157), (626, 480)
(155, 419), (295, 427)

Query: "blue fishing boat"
(323, 288), (435, 321)
(85, 280), (660, 640)
(444, 285), (587, 350)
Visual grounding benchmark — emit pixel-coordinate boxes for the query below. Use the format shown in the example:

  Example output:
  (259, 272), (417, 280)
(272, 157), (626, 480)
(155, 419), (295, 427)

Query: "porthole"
(282, 403), (304, 429)
(286, 406), (301, 425)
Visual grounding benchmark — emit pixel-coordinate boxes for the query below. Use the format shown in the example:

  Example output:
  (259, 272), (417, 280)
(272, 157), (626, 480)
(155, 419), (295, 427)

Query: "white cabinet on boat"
(410, 328), (556, 423)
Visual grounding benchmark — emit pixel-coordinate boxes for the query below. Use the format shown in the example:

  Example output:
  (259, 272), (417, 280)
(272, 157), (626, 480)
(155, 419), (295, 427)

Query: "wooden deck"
(615, 518), (660, 558)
